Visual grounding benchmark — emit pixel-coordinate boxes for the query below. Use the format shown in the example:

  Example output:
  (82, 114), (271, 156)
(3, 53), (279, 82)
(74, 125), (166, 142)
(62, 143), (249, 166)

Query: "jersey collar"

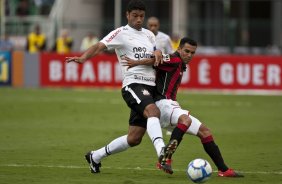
(126, 24), (143, 32)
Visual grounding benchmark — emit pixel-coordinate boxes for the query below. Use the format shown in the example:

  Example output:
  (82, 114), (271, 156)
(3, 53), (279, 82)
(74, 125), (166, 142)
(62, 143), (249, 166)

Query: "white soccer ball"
(187, 158), (212, 183)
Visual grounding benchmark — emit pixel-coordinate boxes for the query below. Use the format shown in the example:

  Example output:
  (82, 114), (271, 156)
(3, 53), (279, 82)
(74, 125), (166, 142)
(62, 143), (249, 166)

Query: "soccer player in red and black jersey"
(123, 37), (244, 177)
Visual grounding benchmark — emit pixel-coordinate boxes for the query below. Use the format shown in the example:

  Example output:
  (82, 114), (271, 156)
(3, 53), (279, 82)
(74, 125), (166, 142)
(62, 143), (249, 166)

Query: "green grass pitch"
(0, 88), (281, 184)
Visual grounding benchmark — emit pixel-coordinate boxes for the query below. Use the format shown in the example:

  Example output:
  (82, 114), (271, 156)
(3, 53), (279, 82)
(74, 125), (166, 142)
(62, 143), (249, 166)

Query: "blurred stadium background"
(0, 0), (282, 54)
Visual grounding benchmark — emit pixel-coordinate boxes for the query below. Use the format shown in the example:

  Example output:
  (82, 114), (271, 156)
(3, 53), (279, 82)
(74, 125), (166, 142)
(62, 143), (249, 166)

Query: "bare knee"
(178, 114), (192, 127)
(127, 126), (146, 147)
(143, 104), (160, 118)
(127, 134), (142, 147)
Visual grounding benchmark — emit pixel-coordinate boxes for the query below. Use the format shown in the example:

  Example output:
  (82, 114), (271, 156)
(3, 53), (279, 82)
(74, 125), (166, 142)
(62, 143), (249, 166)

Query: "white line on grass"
(5, 96), (257, 107)
(1, 164), (282, 175)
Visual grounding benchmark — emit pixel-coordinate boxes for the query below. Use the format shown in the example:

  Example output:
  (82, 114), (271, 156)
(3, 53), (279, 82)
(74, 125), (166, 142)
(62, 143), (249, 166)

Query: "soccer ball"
(187, 158), (212, 183)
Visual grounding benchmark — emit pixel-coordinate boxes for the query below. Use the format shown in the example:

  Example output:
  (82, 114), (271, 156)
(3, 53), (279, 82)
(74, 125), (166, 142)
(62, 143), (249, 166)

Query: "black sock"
(170, 123), (188, 145)
(202, 137), (228, 172)
(167, 125), (187, 159)
(170, 127), (184, 144)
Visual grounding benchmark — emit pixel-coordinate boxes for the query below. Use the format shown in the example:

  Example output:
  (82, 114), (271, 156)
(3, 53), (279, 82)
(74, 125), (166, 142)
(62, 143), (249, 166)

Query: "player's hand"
(121, 56), (137, 70)
(65, 56), (84, 63)
(153, 50), (163, 66)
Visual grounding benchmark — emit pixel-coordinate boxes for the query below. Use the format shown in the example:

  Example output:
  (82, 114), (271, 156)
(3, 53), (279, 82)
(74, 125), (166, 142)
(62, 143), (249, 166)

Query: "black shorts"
(121, 83), (155, 128)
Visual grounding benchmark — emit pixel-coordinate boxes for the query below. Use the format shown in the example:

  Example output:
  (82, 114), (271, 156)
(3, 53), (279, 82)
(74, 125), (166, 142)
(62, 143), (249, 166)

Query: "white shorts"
(155, 99), (202, 135)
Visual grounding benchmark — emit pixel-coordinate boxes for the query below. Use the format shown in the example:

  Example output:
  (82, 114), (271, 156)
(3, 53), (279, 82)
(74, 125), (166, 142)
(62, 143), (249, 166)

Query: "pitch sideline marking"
(1, 163), (282, 175)
(5, 96), (257, 107)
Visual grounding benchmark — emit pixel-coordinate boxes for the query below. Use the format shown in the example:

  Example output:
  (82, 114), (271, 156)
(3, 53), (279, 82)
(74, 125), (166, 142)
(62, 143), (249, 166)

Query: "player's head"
(147, 17), (160, 35)
(177, 37), (197, 64)
(126, 0), (146, 30)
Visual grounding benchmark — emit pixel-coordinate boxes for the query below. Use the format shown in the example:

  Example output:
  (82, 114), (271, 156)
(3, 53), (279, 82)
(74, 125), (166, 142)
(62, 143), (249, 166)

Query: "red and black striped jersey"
(154, 52), (187, 101)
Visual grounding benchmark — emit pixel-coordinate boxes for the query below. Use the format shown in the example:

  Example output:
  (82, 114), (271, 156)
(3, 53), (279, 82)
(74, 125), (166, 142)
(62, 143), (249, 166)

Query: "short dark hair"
(179, 37), (197, 47)
(127, 0), (146, 12)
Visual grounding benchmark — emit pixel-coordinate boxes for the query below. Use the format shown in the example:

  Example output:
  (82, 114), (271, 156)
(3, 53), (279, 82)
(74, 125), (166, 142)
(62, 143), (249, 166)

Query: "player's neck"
(128, 24), (142, 31)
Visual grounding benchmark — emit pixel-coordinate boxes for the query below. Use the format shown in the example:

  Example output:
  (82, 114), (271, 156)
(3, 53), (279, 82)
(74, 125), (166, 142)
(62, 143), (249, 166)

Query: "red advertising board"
(40, 53), (282, 91)
(40, 53), (122, 87)
(182, 55), (282, 90)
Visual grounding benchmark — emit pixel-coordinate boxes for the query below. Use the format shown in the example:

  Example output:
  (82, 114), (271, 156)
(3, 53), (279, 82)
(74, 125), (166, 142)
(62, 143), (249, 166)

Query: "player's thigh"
(186, 115), (202, 136)
(156, 99), (202, 135)
(143, 103), (160, 118)
(122, 83), (155, 116)
(128, 109), (147, 128)
(156, 99), (188, 128)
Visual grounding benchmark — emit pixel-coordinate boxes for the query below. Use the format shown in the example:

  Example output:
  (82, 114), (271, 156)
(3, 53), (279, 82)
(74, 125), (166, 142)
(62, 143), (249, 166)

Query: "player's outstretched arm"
(65, 42), (106, 63)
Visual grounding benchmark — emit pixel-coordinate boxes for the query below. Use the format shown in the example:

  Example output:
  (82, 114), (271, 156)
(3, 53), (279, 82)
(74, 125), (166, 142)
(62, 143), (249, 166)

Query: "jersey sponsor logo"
(133, 47), (152, 60)
(142, 89), (150, 96)
(134, 75), (155, 82)
(133, 47), (147, 52)
(106, 29), (121, 43)
(163, 54), (170, 62)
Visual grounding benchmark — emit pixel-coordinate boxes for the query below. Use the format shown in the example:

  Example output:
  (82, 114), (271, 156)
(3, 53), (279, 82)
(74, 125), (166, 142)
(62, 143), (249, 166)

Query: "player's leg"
(196, 123), (229, 173)
(195, 121), (244, 177)
(143, 103), (165, 157)
(85, 83), (154, 174)
(168, 114), (191, 148)
(122, 84), (165, 158)
(85, 134), (130, 173)
(155, 99), (192, 174)
(157, 99), (192, 152)
(158, 114), (192, 174)
(86, 112), (147, 174)
(127, 124), (147, 146)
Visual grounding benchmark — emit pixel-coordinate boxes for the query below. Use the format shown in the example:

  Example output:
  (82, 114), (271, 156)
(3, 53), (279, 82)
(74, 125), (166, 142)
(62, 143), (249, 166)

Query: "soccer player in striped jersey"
(123, 37), (244, 177)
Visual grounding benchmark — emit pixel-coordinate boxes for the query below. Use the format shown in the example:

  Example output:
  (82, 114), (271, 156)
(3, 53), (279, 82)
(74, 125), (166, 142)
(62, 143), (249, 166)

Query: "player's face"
(147, 20), (159, 35)
(178, 43), (197, 64)
(127, 10), (145, 30)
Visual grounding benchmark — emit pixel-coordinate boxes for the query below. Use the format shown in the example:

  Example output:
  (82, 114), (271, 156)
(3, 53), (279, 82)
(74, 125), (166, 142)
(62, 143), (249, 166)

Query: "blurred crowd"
(0, 24), (178, 54)
(0, 24), (100, 54)
(5, 0), (55, 16)
(1, 1), (281, 55)
(1, 24), (281, 56)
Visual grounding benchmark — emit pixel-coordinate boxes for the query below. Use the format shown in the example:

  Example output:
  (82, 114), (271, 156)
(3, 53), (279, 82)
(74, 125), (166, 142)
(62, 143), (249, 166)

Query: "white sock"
(92, 135), (130, 163)
(146, 117), (165, 157)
